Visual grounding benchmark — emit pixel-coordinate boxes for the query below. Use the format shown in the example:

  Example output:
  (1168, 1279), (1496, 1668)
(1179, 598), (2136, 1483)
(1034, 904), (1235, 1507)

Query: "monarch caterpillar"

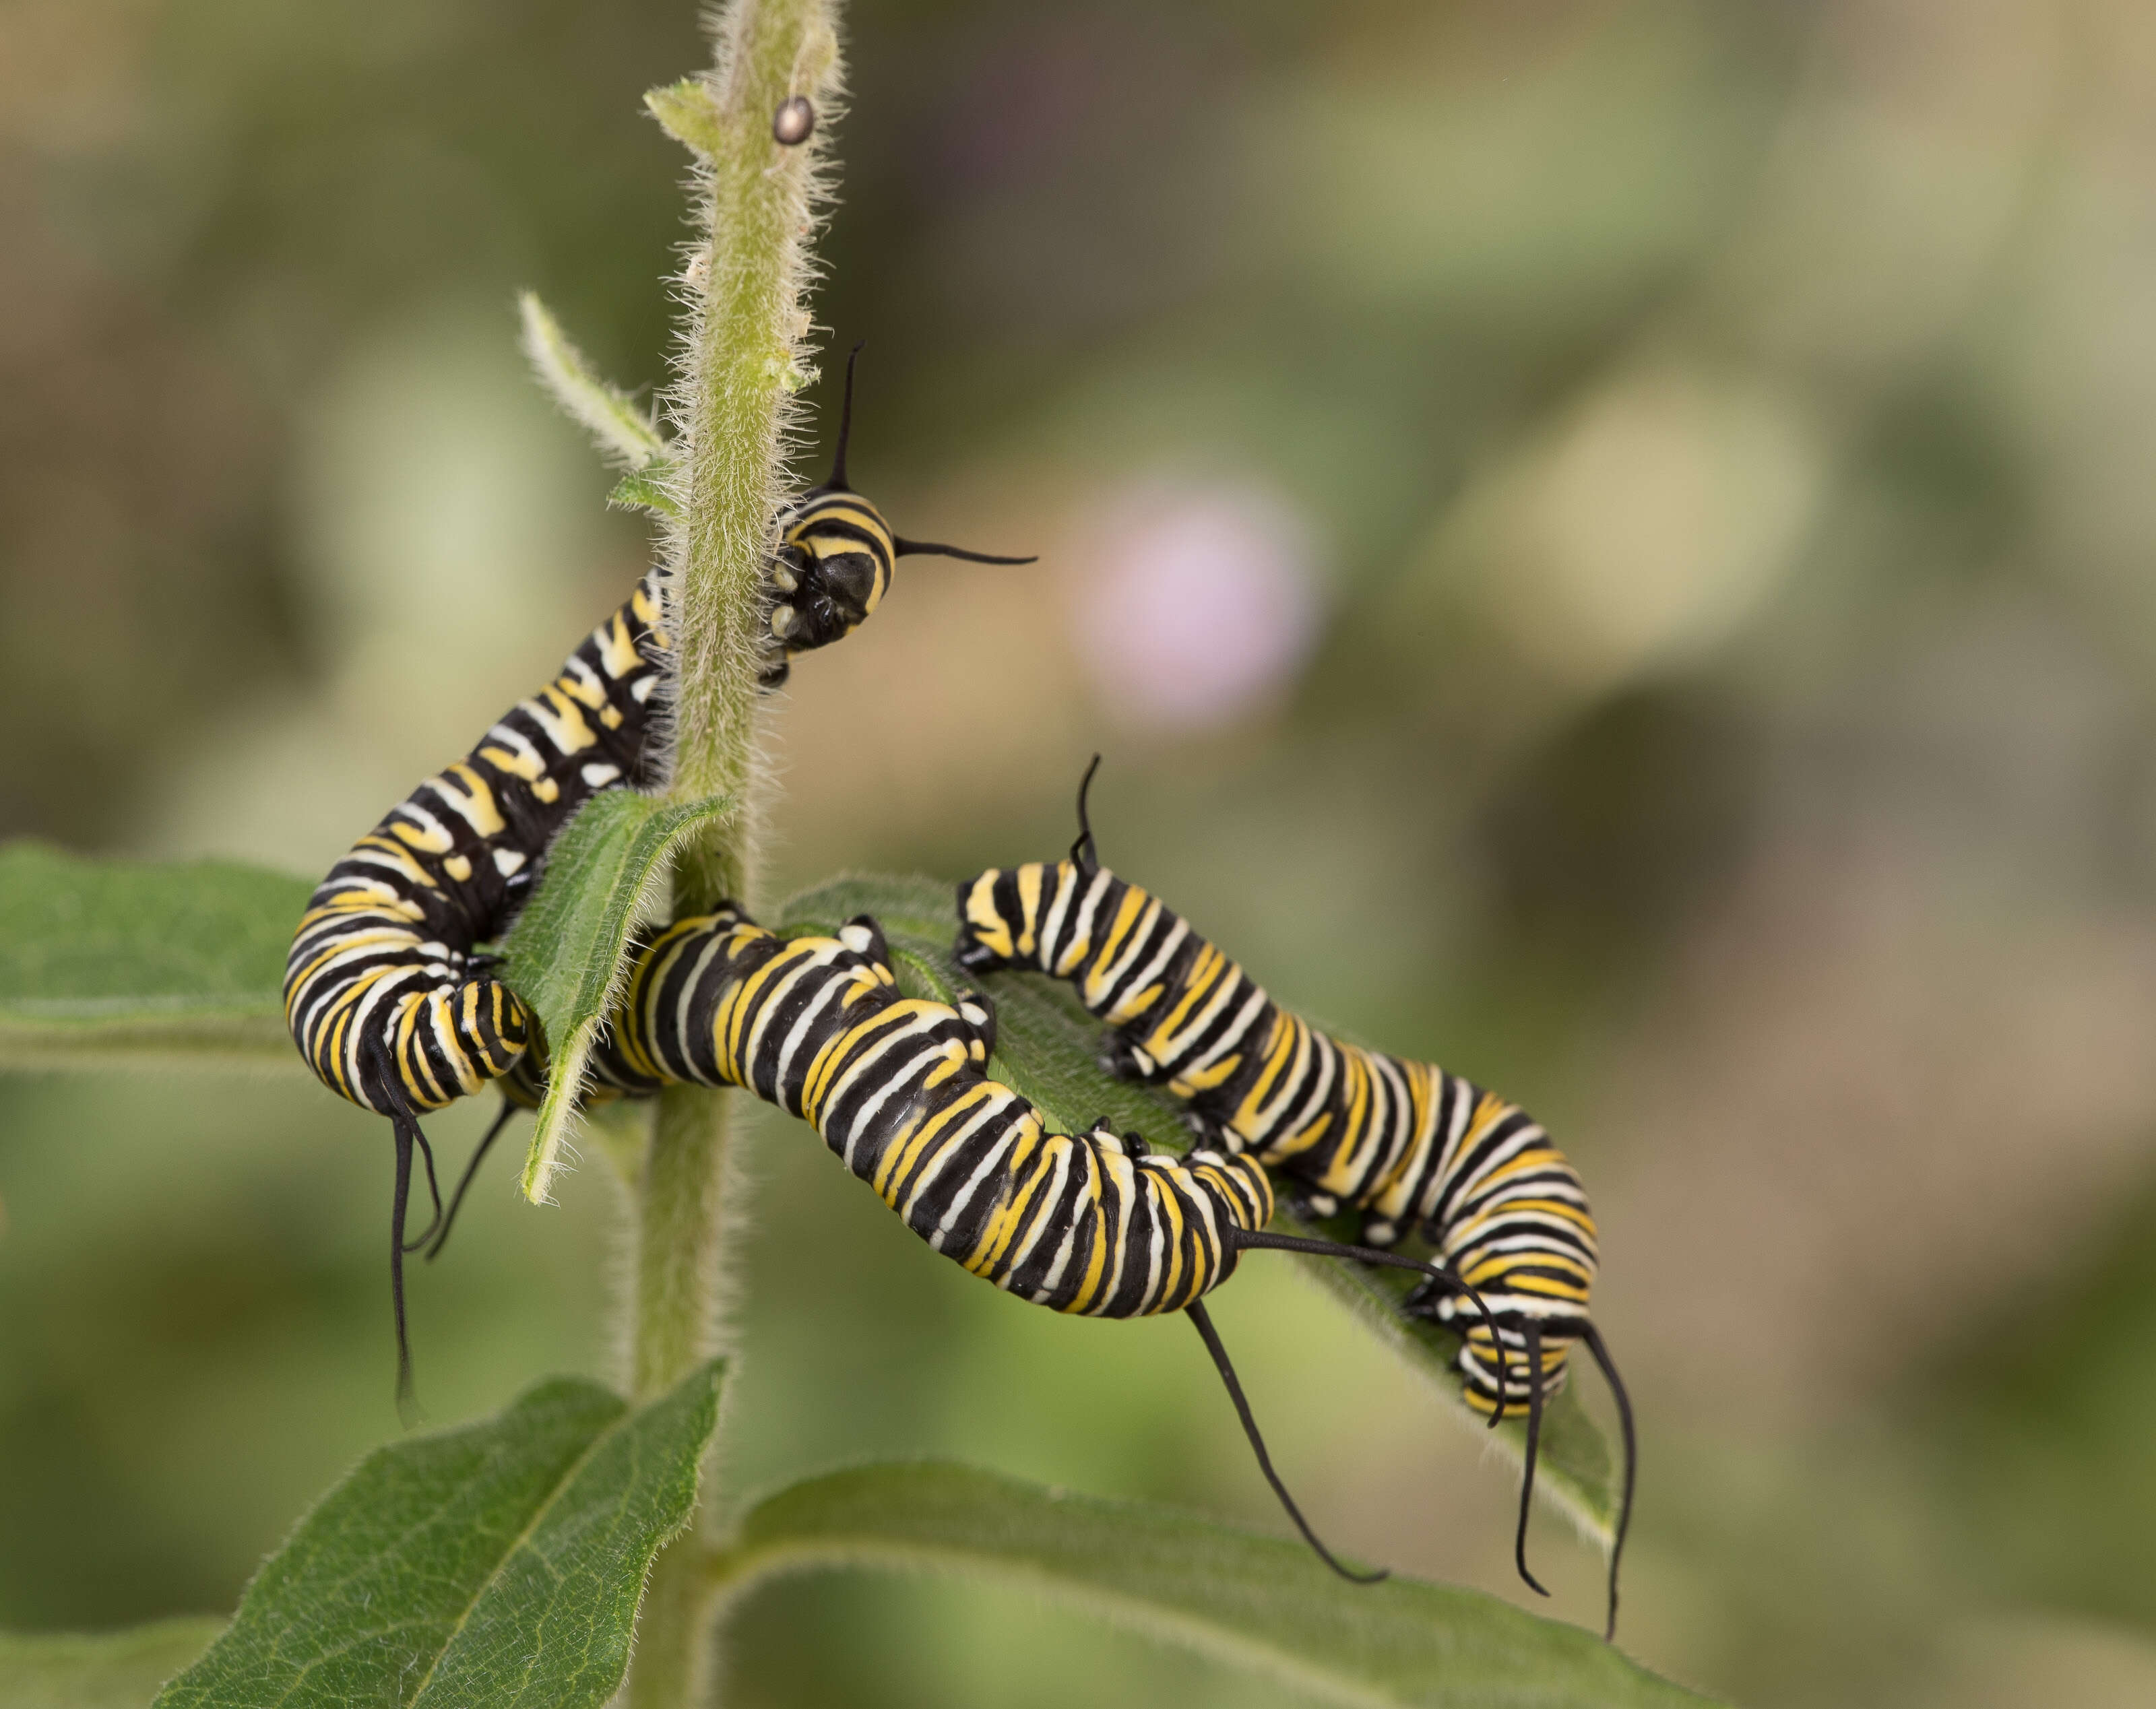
(282, 569), (672, 1404)
(762, 344), (1036, 689)
(583, 902), (1509, 1583)
(953, 759), (1637, 1638)
(284, 347), (1034, 1405)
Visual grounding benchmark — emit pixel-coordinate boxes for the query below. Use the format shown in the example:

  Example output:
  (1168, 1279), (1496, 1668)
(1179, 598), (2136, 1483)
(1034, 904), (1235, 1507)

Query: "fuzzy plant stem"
(627, 2), (842, 1705)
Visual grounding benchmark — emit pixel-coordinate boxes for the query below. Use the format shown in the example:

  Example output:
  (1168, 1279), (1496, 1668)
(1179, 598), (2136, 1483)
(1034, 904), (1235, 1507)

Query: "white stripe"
(1038, 867), (1080, 971)
(839, 1037), (946, 1171)
(1184, 982), (1269, 1074)
(1000, 1140), (1074, 1278)
(1114, 916), (1189, 1017)
(1057, 868), (1116, 977)
(898, 1094), (1009, 1224)
(772, 950), (855, 1086)
(932, 1124), (1025, 1250)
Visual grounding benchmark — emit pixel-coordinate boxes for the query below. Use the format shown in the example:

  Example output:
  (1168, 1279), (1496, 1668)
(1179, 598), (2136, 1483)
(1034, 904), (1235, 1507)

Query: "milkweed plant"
(0, 3), (1703, 1705)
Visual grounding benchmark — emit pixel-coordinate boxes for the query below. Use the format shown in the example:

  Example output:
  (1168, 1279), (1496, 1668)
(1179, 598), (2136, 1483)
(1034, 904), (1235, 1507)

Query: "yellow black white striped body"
(286, 571), (670, 1120)
(588, 905), (1510, 1590)
(955, 831), (1636, 1633)
(954, 858), (1597, 1417)
(588, 907), (1274, 1316)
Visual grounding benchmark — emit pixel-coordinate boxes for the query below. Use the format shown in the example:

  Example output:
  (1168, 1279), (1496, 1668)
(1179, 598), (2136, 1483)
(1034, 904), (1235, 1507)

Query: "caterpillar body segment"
(587, 906), (1273, 1318)
(284, 569), (671, 1121)
(290, 344), (1034, 1132)
(584, 903), (1493, 1586)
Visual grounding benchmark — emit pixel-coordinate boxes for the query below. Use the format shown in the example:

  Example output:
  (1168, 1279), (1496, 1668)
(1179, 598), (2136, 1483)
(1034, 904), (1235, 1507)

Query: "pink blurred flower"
(1072, 480), (1325, 731)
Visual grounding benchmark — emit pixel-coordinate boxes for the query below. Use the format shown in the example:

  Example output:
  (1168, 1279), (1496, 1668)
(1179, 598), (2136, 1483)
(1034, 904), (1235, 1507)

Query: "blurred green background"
(7, 0), (2156, 1703)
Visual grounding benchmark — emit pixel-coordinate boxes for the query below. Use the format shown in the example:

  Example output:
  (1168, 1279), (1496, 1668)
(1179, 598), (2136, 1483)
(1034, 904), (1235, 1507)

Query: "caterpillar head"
(769, 345), (1031, 668)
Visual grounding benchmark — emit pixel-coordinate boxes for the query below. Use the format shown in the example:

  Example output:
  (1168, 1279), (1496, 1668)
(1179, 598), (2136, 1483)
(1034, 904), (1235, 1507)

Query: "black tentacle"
(423, 1099), (519, 1263)
(827, 340), (864, 490)
(1584, 1322), (1637, 1642)
(1070, 753), (1103, 875)
(1228, 1227), (1511, 1423)
(1515, 1317), (1550, 1598)
(389, 1114), (420, 1425)
(366, 1035), (444, 1256)
(400, 1126), (445, 1254)
(890, 538), (1037, 565)
(1187, 1301), (1386, 1586)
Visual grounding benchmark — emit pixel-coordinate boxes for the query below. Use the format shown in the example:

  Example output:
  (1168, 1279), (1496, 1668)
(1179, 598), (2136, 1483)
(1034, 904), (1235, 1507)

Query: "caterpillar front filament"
(954, 760), (1637, 1638)
(763, 344), (1034, 688)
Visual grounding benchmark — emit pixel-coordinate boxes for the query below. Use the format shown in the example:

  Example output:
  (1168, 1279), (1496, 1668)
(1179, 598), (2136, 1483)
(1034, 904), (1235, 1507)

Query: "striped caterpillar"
(283, 352), (1030, 1404)
(282, 571), (670, 1403)
(952, 760), (1636, 1636)
(582, 902), (1507, 1582)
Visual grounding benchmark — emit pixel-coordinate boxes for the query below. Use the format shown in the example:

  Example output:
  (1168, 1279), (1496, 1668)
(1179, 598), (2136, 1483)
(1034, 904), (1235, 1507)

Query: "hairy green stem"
(625, 1), (841, 1704)
(630, 1534), (728, 1709)
(633, 1088), (735, 1401)
(664, 0), (841, 913)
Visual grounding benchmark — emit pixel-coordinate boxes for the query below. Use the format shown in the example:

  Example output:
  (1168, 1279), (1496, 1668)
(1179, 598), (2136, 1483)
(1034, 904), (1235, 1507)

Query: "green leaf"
(0, 841), (313, 1070)
(501, 789), (732, 1203)
(780, 873), (1187, 1140)
(0, 1619), (224, 1709)
(155, 1363), (724, 1709)
(716, 1462), (1715, 1708)
(518, 292), (670, 472)
(644, 77), (725, 158)
(778, 872), (1622, 1546)
(608, 459), (683, 519)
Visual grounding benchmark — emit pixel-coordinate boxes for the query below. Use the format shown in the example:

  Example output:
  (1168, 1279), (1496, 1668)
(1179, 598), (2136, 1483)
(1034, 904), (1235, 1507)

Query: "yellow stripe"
(1083, 886), (1148, 1005)
(1144, 943), (1224, 1057)
(876, 1082), (991, 1204)
(964, 873), (1015, 959)
(1065, 1153), (1112, 1313)
(1015, 866), (1042, 957)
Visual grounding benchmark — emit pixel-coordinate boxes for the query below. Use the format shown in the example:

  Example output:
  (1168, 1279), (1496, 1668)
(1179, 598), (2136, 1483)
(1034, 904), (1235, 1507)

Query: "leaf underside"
(778, 873), (1620, 1544)
(720, 1462), (1714, 1708)
(499, 789), (732, 1202)
(154, 1363), (724, 1709)
(0, 841), (313, 1070)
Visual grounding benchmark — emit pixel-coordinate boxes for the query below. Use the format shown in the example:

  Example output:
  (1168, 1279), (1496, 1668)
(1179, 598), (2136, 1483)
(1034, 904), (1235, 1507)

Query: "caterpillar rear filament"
(953, 759), (1637, 1638)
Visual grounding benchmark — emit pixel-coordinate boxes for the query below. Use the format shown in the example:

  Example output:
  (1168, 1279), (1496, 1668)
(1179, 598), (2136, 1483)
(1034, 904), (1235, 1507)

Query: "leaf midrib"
(291, 1396), (629, 1706)
(385, 1406), (627, 1708)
